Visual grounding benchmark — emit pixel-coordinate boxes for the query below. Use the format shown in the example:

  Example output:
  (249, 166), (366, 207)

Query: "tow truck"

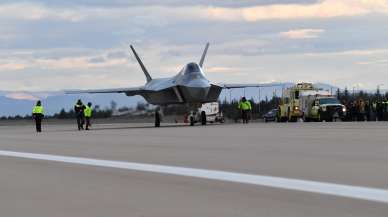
(300, 91), (346, 122)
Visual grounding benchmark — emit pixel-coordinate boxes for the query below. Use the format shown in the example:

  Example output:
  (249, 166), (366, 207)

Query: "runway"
(0, 122), (387, 216)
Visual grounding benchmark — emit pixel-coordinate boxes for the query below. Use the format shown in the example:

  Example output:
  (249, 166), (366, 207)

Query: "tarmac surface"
(0, 121), (387, 217)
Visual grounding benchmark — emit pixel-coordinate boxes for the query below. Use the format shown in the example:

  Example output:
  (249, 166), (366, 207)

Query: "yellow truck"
(277, 83), (314, 122)
(277, 83), (346, 122)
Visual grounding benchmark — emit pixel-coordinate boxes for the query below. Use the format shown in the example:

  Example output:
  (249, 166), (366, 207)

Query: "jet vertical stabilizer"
(199, 43), (209, 68)
(130, 45), (152, 82)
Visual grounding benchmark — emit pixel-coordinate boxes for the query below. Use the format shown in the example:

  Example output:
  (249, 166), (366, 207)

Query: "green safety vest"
(84, 106), (92, 118)
(238, 101), (252, 110)
(32, 106), (44, 114)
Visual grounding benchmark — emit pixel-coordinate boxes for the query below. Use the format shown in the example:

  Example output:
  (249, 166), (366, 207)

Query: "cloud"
(303, 49), (388, 57)
(0, 48), (131, 72)
(280, 29), (324, 39)
(207, 67), (238, 73)
(356, 59), (388, 65)
(206, 0), (388, 22)
(1, 1), (388, 91)
(0, 62), (26, 71)
(5, 92), (40, 101)
(35, 56), (128, 69)
(0, 0), (319, 8)
(2, 0), (388, 24)
(0, 3), (85, 22)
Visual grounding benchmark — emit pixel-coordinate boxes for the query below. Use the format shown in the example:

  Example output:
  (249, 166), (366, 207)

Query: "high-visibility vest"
(238, 101), (252, 110)
(84, 106), (92, 118)
(32, 106), (44, 114)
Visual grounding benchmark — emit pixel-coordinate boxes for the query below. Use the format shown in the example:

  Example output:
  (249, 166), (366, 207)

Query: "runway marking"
(0, 150), (387, 204)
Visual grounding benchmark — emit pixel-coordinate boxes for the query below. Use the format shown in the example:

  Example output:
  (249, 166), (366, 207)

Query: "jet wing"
(219, 83), (284, 89)
(65, 86), (149, 96)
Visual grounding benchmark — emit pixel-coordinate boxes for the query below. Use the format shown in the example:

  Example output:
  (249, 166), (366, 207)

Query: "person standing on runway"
(84, 102), (93, 130)
(32, 100), (44, 133)
(74, 99), (86, 130)
(238, 97), (252, 124)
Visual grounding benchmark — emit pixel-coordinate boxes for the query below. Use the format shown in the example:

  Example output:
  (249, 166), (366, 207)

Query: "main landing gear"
(154, 107), (163, 127)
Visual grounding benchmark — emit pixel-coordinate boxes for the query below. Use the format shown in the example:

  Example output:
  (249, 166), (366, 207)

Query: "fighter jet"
(66, 43), (279, 127)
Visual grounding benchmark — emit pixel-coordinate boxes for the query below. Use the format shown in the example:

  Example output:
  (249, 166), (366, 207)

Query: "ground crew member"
(238, 97), (252, 124)
(32, 100), (44, 133)
(365, 100), (371, 121)
(357, 99), (365, 121)
(384, 98), (388, 121)
(74, 99), (86, 130)
(376, 101), (384, 121)
(372, 101), (377, 121)
(84, 102), (92, 130)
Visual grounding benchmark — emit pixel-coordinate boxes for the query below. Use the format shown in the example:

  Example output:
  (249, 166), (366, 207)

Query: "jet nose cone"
(193, 86), (210, 98)
(180, 86), (211, 103)
(186, 79), (211, 88)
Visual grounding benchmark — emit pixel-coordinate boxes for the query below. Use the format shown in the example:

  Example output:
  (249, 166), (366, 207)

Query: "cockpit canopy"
(183, 62), (201, 74)
(176, 62), (209, 85)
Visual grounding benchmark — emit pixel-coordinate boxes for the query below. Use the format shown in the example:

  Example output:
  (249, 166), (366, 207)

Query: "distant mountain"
(0, 82), (340, 116)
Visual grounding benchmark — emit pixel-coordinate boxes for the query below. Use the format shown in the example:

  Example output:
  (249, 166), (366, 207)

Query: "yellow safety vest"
(238, 101), (252, 110)
(32, 106), (44, 114)
(84, 106), (92, 118)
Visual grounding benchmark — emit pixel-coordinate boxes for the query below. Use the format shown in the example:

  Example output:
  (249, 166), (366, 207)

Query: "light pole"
(377, 84), (384, 99)
(377, 84), (384, 91)
(258, 87), (261, 113)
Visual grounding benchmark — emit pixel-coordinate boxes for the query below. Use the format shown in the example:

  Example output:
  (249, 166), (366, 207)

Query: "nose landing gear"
(155, 111), (161, 127)
(188, 109), (207, 126)
(201, 111), (207, 125)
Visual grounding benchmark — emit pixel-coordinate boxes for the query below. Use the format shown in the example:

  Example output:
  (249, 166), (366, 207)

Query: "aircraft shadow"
(51, 123), (202, 132)
(91, 124), (192, 131)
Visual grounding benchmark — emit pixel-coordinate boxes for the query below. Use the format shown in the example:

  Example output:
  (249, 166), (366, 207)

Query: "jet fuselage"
(137, 62), (222, 106)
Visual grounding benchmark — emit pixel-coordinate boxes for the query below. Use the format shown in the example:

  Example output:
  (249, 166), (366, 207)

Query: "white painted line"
(0, 150), (387, 203)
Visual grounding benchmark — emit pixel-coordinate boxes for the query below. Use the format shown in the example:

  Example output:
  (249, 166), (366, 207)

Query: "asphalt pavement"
(0, 121), (387, 217)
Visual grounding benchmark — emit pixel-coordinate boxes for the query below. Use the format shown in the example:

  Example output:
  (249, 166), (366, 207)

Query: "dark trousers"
(76, 115), (84, 130)
(241, 110), (250, 124)
(377, 111), (383, 121)
(85, 117), (91, 130)
(34, 116), (42, 132)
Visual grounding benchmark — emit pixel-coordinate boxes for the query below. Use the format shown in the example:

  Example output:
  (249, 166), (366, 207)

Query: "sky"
(1, 0), (388, 92)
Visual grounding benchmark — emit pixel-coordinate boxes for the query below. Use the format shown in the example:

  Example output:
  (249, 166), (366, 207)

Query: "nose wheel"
(201, 111), (207, 125)
(188, 110), (207, 126)
(155, 111), (161, 127)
